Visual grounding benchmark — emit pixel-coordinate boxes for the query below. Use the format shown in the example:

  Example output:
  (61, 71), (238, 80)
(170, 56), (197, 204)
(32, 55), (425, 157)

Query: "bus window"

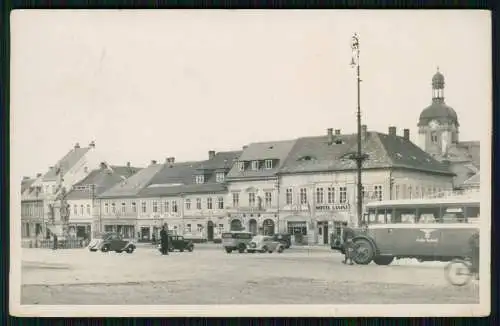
(417, 207), (440, 223)
(441, 206), (465, 223)
(393, 208), (417, 224)
(377, 212), (385, 224)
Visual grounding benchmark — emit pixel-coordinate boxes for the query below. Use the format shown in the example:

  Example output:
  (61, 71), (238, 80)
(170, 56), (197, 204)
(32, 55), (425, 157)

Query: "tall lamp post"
(350, 33), (367, 227)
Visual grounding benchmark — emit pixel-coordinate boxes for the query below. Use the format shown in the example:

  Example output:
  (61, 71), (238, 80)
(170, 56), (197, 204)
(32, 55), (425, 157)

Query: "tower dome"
(418, 68), (458, 127)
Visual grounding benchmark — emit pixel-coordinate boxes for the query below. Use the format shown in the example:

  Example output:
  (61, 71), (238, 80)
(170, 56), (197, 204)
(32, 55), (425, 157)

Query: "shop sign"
(315, 203), (351, 211)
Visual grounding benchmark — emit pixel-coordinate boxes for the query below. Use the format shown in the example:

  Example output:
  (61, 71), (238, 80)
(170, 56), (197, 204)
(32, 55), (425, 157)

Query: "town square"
(11, 10), (488, 315)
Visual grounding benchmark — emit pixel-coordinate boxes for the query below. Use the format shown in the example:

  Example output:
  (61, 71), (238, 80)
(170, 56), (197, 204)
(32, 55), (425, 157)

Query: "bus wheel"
(373, 256), (394, 265)
(353, 239), (374, 265)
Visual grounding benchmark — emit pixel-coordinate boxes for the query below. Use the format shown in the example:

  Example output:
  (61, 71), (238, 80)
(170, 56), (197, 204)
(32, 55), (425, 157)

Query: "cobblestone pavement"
(20, 245), (479, 305)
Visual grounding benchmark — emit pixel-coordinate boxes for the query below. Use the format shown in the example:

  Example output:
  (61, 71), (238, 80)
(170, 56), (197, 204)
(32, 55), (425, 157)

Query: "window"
(216, 172), (225, 183)
(238, 162), (245, 171)
(185, 224), (192, 233)
(217, 196), (224, 209)
(431, 132), (438, 143)
(232, 193), (239, 207)
(265, 160), (273, 169)
(249, 193), (256, 206)
(121, 202), (126, 214)
(327, 187), (335, 203)
(408, 186), (413, 199)
(395, 185), (400, 199)
(339, 187), (347, 203)
(300, 188), (307, 205)
(265, 192), (272, 207)
(164, 201), (169, 213)
(131, 202), (137, 213)
(374, 185), (383, 201)
(217, 224), (224, 234)
(87, 204), (91, 215)
(79, 205), (83, 215)
(207, 197), (213, 209)
(141, 201), (146, 213)
(251, 161), (259, 170)
(104, 203), (109, 214)
(286, 188), (293, 205)
(421, 187), (426, 198)
(152, 201), (158, 213)
(185, 199), (191, 210)
(415, 186), (420, 199)
(172, 201), (178, 213)
(195, 175), (204, 184)
(197, 224), (203, 233)
(111, 203), (116, 213)
(196, 198), (202, 210)
(74, 205), (78, 215)
(316, 187), (324, 204)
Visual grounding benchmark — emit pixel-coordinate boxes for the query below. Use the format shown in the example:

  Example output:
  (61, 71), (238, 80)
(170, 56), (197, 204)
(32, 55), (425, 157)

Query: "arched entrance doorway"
(207, 221), (214, 241)
(230, 219), (243, 231)
(248, 219), (257, 235)
(263, 219), (275, 235)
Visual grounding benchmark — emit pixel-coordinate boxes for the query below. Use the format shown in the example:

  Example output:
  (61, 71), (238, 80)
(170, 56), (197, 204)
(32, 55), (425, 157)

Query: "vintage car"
(247, 235), (285, 253)
(272, 233), (292, 249)
(221, 231), (253, 253)
(157, 235), (194, 253)
(88, 232), (136, 253)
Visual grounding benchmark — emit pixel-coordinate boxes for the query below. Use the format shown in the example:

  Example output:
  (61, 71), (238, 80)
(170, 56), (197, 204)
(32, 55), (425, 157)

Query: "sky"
(11, 10), (491, 178)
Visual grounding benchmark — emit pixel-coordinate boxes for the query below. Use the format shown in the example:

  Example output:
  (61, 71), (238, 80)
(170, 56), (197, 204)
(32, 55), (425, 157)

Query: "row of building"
(20, 70), (481, 245)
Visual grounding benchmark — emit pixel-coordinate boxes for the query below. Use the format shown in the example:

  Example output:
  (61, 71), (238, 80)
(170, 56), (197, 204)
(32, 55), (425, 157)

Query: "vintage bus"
(334, 195), (480, 265)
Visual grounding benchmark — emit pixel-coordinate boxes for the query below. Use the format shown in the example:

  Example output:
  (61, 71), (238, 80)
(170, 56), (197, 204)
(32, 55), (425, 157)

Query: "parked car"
(222, 231), (253, 253)
(88, 232), (136, 254)
(157, 235), (194, 253)
(272, 233), (291, 248)
(247, 235), (285, 253)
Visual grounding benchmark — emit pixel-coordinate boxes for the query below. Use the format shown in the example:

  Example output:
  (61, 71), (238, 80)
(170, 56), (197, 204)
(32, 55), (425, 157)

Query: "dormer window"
(251, 161), (259, 170)
(431, 132), (438, 143)
(238, 161), (245, 172)
(216, 172), (225, 183)
(195, 175), (205, 184)
(264, 160), (273, 169)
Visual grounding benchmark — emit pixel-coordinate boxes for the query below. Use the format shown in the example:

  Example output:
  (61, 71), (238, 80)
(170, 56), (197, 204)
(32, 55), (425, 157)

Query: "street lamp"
(350, 33), (367, 227)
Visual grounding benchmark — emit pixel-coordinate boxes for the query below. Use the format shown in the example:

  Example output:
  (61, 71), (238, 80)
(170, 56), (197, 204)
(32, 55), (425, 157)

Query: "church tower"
(417, 68), (460, 159)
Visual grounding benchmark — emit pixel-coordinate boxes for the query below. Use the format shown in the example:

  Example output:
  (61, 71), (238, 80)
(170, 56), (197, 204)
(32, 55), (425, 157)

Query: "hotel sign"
(315, 203), (351, 211)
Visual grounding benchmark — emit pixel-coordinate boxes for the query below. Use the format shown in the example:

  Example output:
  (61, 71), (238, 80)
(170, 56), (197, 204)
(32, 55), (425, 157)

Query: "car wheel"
(180, 248), (184, 252)
(352, 239), (374, 265)
(277, 246), (284, 253)
(268, 250), (273, 253)
(225, 248), (232, 253)
(238, 244), (246, 253)
(101, 245), (110, 252)
(373, 256), (394, 265)
(126, 246), (134, 254)
(188, 246), (193, 252)
(261, 246), (268, 253)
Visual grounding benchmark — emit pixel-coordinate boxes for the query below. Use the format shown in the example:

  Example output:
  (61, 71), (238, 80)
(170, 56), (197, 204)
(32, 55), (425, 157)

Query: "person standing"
(52, 233), (58, 250)
(342, 225), (356, 265)
(160, 224), (169, 255)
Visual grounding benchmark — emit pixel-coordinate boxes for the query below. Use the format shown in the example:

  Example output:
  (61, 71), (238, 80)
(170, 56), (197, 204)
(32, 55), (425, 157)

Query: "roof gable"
(42, 147), (91, 181)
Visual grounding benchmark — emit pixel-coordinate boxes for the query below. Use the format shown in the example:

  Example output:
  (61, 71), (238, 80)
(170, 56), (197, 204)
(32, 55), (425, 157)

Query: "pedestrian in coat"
(342, 226), (356, 265)
(52, 233), (58, 250)
(160, 225), (169, 255)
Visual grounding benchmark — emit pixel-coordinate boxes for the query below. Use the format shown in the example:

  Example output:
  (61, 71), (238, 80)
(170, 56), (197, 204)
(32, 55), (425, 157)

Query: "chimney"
(126, 161), (131, 168)
(23, 176), (30, 180)
(243, 145), (248, 150)
(388, 126), (397, 136)
(335, 129), (341, 135)
(74, 142), (80, 149)
(208, 150), (216, 160)
(151, 160), (157, 165)
(403, 129), (410, 141)
(89, 141), (95, 148)
(49, 166), (54, 170)
(327, 128), (333, 145)
(100, 162), (107, 169)
(361, 125), (368, 140)
(169, 157), (175, 164)
(36, 173), (42, 178)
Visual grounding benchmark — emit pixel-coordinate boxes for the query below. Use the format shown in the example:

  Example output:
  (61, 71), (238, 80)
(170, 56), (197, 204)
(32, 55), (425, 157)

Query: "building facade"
(21, 174), (45, 239)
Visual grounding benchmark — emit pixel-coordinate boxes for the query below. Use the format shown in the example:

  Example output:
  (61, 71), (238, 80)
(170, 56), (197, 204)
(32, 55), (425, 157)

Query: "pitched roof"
(42, 146), (91, 181)
(457, 141), (480, 167)
(66, 165), (142, 200)
(98, 163), (165, 198)
(463, 172), (480, 186)
(21, 178), (36, 193)
(279, 131), (452, 175)
(226, 140), (297, 180)
(197, 151), (242, 171)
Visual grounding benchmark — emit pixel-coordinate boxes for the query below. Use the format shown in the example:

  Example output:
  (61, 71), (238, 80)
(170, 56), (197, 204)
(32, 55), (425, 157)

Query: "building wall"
(183, 192), (227, 240)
